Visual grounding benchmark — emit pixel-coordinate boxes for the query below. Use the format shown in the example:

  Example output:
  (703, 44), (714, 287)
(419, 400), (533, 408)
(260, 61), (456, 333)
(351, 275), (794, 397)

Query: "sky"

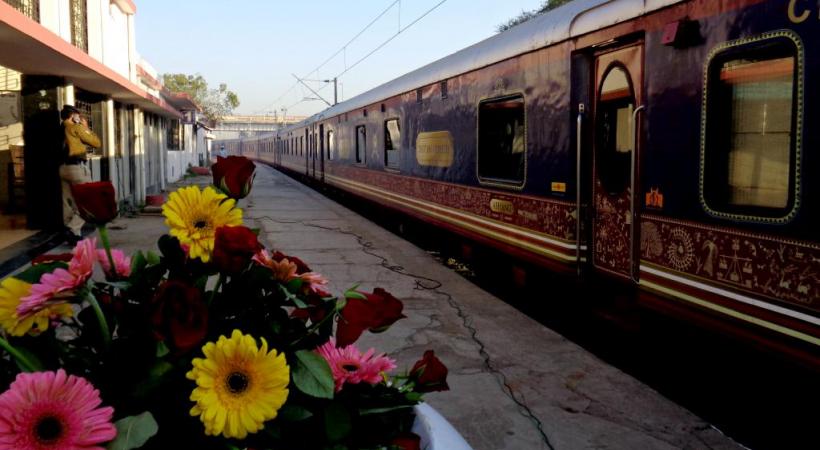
(134, 0), (544, 117)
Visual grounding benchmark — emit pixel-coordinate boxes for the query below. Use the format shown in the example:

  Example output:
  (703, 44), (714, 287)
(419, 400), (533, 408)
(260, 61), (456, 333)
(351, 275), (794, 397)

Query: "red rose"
(336, 288), (405, 347)
(151, 280), (208, 353)
(409, 350), (449, 392)
(212, 156), (256, 199)
(70, 181), (117, 225)
(31, 253), (73, 265)
(389, 432), (421, 450)
(212, 226), (263, 273)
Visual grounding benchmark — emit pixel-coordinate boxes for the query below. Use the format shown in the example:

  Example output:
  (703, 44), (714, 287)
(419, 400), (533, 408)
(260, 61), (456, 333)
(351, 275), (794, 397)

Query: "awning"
(0, 2), (181, 119)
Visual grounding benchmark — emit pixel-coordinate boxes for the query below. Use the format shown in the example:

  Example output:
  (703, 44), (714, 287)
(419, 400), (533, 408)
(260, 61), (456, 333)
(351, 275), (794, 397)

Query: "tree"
(497, 0), (575, 32)
(162, 73), (240, 122)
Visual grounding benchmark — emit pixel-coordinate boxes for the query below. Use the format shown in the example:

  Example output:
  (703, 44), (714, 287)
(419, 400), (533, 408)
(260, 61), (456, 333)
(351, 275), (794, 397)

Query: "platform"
(94, 165), (740, 450)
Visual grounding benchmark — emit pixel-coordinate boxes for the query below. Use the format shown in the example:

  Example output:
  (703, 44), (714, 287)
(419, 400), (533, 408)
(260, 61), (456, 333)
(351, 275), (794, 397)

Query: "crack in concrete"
(251, 211), (557, 450)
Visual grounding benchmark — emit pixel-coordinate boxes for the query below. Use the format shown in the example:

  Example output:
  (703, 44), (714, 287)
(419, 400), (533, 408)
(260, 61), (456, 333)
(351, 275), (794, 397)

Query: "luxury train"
(221, 0), (819, 362)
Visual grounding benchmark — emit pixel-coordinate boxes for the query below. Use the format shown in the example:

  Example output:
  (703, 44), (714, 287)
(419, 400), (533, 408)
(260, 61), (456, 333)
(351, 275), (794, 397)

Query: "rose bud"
(336, 287), (405, 347)
(409, 350), (450, 392)
(390, 432), (421, 450)
(212, 226), (263, 273)
(212, 156), (256, 199)
(70, 181), (118, 225)
(151, 280), (208, 353)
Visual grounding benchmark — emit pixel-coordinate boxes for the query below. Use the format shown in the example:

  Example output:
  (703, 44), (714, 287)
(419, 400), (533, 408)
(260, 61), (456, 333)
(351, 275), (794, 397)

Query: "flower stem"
(289, 305), (337, 347)
(0, 336), (39, 372)
(97, 226), (117, 279)
(208, 274), (224, 306)
(86, 291), (111, 350)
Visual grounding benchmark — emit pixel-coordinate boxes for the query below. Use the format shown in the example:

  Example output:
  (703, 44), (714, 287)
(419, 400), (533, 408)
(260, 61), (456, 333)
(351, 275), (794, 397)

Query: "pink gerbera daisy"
(299, 272), (329, 294)
(316, 338), (397, 392)
(96, 249), (131, 277)
(17, 239), (98, 317)
(68, 238), (97, 281)
(0, 369), (116, 450)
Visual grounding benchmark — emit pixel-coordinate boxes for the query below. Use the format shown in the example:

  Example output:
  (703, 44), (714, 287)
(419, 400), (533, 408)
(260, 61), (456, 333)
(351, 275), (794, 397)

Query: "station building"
(0, 0), (207, 257)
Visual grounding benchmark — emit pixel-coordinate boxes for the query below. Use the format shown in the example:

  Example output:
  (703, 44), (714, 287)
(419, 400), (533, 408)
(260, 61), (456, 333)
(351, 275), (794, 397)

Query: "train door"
(304, 128), (309, 175)
(589, 43), (644, 281)
(319, 124), (325, 181)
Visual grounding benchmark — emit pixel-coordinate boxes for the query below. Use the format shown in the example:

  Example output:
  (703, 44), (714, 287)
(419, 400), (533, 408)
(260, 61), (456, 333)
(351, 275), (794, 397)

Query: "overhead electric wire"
(254, 0), (400, 114)
(333, 0), (449, 79)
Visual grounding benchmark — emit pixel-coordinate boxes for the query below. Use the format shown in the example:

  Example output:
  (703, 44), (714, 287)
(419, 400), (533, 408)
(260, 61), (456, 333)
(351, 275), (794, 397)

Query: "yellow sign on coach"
(416, 131), (454, 167)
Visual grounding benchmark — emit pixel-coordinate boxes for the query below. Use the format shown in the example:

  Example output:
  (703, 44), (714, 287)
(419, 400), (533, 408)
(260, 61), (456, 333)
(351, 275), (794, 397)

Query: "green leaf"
(11, 344), (44, 372)
(155, 341), (170, 358)
(344, 290), (366, 300)
(278, 284), (307, 308)
(278, 404), (314, 422)
(358, 404), (415, 416)
(130, 251), (147, 273)
(145, 251), (161, 266)
(292, 350), (334, 399)
(107, 412), (158, 450)
(286, 277), (304, 293)
(324, 402), (352, 443)
(15, 262), (69, 284)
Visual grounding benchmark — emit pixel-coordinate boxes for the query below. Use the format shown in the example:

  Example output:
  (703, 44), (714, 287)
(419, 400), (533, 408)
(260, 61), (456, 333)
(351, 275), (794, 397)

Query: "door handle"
(629, 105), (645, 283)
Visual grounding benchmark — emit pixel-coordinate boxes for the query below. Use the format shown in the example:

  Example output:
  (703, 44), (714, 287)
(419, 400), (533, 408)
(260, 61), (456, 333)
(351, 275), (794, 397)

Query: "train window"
(596, 65), (634, 195)
(384, 119), (400, 169)
(702, 33), (802, 222)
(477, 94), (526, 185)
(327, 130), (334, 161)
(356, 125), (366, 164)
(441, 80), (448, 99)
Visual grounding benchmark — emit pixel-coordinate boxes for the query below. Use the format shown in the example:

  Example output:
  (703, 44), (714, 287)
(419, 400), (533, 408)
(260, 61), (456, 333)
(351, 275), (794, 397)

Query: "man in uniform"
(59, 105), (101, 243)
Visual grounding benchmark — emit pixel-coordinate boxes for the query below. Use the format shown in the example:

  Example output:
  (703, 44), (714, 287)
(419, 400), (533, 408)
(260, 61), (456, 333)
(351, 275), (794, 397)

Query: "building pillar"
(133, 107), (146, 204)
(102, 99), (118, 198)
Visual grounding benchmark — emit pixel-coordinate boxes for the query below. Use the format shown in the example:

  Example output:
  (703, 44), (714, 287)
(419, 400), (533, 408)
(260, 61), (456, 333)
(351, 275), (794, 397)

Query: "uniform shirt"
(64, 119), (102, 159)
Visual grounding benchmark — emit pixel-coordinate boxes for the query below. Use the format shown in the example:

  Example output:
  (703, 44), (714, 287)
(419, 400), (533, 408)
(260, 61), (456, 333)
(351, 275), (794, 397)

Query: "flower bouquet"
(0, 156), (450, 450)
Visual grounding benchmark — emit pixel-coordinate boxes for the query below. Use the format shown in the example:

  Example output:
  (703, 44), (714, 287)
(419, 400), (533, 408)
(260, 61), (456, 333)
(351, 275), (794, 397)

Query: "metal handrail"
(629, 105), (645, 283)
(576, 104), (585, 276)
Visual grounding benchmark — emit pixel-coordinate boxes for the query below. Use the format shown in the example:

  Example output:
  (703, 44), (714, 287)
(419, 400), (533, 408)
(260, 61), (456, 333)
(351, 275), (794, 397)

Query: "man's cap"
(60, 105), (81, 120)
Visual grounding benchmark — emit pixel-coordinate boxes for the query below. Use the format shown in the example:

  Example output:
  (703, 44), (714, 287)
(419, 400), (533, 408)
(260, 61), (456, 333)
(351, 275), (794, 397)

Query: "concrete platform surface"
(97, 166), (742, 450)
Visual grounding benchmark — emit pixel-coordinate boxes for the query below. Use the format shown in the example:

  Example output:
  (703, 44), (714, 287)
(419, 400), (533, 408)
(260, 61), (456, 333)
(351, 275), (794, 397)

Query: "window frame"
(475, 92), (528, 190)
(699, 30), (804, 224)
(384, 118), (401, 170)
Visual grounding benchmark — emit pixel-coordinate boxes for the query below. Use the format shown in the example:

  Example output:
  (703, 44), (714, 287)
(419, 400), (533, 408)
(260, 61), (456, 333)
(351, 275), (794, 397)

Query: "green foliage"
(292, 350), (335, 399)
(107, 412), (159, 450)
(497, 0), (575, 32)
(161, 73), (240, 122)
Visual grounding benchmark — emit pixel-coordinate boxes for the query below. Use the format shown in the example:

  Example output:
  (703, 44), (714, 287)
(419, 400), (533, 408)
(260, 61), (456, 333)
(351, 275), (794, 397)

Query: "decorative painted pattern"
(593, 183), (632, 277)
(329, 165), (577, 241)
(641, 214), (819, 314)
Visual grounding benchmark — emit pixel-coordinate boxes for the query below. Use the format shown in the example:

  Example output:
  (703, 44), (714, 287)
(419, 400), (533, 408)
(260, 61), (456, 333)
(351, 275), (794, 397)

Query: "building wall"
(0, 68), (24, 209)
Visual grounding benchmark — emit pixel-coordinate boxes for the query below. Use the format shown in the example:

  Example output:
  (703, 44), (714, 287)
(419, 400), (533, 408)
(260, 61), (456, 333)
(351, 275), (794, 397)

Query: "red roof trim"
(0, 2), (178, 118)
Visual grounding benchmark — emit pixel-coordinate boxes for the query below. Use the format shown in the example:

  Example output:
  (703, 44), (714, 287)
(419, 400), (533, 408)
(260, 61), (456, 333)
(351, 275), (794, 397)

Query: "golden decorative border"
(698, 30), (804, 224)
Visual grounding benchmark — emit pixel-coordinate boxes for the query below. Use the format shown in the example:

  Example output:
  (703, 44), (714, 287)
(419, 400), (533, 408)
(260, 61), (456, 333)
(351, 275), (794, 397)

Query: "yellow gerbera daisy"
(162, 185), (243, 262)
(0, 277), (73, 337)
(186, 330), (290, 439)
